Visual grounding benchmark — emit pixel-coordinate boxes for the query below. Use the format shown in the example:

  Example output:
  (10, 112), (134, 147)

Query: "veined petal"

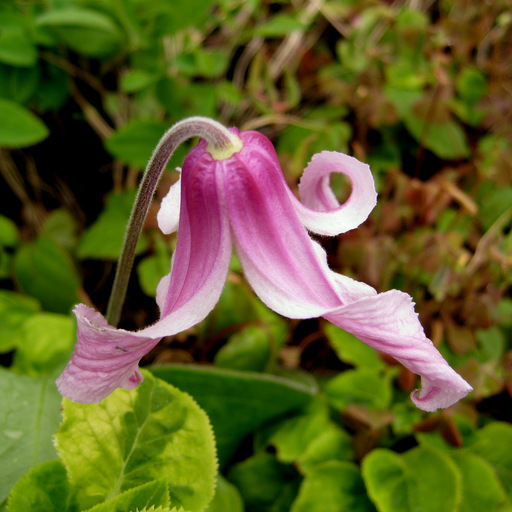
(324, 290), (472, 412)
(225, 131), (342, 318)
(289, 151), (377, 236)
(157, 175), (181, 234)
(56, 304), (159, 403)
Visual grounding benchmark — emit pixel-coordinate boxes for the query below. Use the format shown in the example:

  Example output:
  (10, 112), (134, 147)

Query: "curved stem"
(106, 117), (241, 326)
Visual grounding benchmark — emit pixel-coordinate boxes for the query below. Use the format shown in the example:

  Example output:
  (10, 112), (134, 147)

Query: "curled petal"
(56, 305), (159, 403)
(324, 290), (472, 412)
(289, 151), (377, 236)
(157, 176), (181, 235)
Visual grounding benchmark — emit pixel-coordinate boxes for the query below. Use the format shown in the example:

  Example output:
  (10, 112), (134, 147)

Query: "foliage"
(1, 0), (511, 511)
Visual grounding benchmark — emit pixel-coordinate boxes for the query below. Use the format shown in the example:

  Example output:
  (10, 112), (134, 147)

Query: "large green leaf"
(0, 11), (37, 67)
(105, 120), (169, 169)
(76, 189), (148, 260)
(228, 453), (299, 512)
(266, 400), (354, 473)
(466, 422), (512, 494)
(35, 8), (122, 57)
(0, 98), (48, 147)
(205, 475), (243, 512)
(84, 479), (170, 512)
(12, 312), (75, 376)
(0, 290), (40, 352)
(291, 461), (375, 512)
(450, 452), (509, 512)
(7, 459), (79, 512)
(54, 370), (216, 512)
(362, 446), (461, 512)
(0, 369), (62, 504)
(14, 235), (81, 314)
(151, 365), (315, 466)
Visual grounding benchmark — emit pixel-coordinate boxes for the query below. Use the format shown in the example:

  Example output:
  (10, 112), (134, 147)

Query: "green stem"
(106, 117), (241, 327)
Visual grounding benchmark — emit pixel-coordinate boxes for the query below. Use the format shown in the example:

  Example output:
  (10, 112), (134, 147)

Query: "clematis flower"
(57, 120), (472, 411)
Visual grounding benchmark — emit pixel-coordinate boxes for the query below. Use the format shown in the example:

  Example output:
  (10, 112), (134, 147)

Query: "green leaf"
(267, 400), (354, 471)
(0, 32), (37, 67)
(466, 422), (512, 494)
(214, 325), (273, 372)
(14, 235), (81, 313)
(450, 452), (509, 512)
(477, 186), (512, 231)
(404, 117), (470, 160)
(77, 189), (148, 260)
(105, 120), (168, 169)
(0, 11), (37, 67)
(12, 312), (75, 376)
(54, 370), (217, 512)
(0, 63), (39, 104)
(85, 479), (170, 512)
(147, 0), (216, 35)
(291, 461), (375, 512)
(0, 214), (19, 247)
(35, 8), (122, 57)
(325, 324), (385, 370)
(362, 446), (461, 512)
(120, 70), (161, 93)
(42, 209), (78, 251)
(0, 369), (62, 504)
(7, 459), (79, 512)
(456, 67), (487, 104)
(254, 14), (307, 37)
(137, 237), (170, 297)
(205, 475), (243, 512)
(228, 453), (299, 512)
(0, 290), (40, 352)
(0, 98), (48, 147)
(151, 365), (315, 467)
(325, 369), (392, 410)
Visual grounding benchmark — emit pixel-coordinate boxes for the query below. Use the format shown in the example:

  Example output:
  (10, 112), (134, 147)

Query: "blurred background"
(0, 0), (511, 509)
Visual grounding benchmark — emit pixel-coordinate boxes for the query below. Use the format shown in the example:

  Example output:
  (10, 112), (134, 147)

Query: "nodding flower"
(57, 119), (472, 411)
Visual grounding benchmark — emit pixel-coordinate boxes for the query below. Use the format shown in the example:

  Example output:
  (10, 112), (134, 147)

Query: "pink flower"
(57, 128), (472, 411)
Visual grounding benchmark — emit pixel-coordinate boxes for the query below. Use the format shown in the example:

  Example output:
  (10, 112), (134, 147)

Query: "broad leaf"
(151, 365), (315, 466)
(7, 459), (79, 512)
(291, 461), (375, 512)
(205, 475), (243, 512)
(0, 98), (48, 147)
(36, 8), (122, 57)
(105, 120), (169, 169)
(362, 446), (461, 512)
(14, 235), (81, 313)
(0, 290), (40, 352)
(54, 370), (217, 512)
(76, 190), (148, 260)
(0, 369), (62, 504)
(450, 452), (509, 512)
(85, 479), (170, 512)
(466, 422), (512, 494)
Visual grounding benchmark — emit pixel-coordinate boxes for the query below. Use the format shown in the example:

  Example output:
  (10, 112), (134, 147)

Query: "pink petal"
(56, 304), (158, 403)
(289, 151), (377, 236)
(324, 290), (472, 412)
(58, 144), (233, 403)
(224, 131), (342, 318)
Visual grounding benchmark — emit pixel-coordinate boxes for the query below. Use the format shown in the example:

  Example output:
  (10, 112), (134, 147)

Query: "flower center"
(207, 133), (243, 161)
